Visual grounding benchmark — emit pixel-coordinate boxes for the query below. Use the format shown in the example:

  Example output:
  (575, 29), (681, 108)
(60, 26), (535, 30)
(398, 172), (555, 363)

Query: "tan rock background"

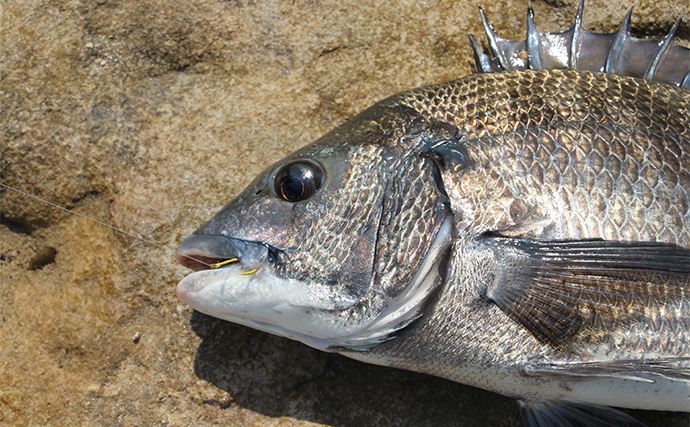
(1, 0), (688, 425)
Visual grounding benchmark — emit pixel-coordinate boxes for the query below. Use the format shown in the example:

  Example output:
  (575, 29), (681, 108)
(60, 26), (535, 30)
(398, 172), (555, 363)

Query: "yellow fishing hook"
(209, 258), (239, 269)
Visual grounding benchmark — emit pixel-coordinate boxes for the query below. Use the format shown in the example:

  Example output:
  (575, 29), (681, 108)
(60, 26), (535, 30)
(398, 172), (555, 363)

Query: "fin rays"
(518, 399), (645, 427)
(472, 0), (690, 89)
(485, 238), (690, 348)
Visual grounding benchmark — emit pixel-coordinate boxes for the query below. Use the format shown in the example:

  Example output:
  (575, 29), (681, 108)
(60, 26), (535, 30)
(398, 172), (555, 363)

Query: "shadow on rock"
(190, 311), (690, 427)
(190, 310), (525, 426)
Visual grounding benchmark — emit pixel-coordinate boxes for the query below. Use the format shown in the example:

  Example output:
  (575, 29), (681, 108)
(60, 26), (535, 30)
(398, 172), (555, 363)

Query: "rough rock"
(1, 0), (688, 425)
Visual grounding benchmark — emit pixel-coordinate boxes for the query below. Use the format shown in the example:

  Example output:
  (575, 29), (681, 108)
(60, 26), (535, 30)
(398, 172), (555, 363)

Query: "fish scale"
(393, 69), (690, 245)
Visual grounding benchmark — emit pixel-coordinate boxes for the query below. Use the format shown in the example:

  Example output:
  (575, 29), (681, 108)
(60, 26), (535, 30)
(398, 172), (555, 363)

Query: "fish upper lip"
(175, 234), (271, 272)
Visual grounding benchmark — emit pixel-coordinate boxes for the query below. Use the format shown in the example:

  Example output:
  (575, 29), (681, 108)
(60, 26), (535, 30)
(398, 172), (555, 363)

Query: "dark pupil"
(275, 161), (323, 202)
(280, 177), (305, 201)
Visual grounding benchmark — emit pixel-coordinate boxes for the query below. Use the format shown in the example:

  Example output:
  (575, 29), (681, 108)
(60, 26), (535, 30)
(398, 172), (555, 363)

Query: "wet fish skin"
(176, 4), (690, 425)
(393, 69), (690, 245)
(340, 68), (690, 410)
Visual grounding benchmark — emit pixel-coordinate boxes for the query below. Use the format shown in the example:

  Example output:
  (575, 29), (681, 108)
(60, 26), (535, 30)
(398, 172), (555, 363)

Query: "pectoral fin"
(484, 238), (690, 348)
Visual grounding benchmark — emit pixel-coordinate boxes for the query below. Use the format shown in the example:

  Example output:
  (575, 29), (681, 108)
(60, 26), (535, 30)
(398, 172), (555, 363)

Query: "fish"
(175, 1), (690, 426)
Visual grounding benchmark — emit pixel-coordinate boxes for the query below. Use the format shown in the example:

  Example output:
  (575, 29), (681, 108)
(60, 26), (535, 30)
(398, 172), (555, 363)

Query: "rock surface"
(1, 0), (688, 425)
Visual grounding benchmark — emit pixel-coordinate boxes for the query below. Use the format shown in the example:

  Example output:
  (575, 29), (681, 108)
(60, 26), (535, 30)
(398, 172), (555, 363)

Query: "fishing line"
(0, 181), (212, 268)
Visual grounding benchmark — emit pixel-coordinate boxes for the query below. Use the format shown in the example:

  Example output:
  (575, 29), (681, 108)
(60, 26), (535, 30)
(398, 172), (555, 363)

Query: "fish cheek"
(372, 154), (453, 298)
(270, 150), (386, 301)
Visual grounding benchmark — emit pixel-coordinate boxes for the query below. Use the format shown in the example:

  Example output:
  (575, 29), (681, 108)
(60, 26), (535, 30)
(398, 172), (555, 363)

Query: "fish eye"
(274, 160), (324, 202)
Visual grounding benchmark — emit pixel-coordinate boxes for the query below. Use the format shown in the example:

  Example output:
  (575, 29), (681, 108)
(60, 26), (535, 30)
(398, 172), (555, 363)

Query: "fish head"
(176, 104), (457, 351)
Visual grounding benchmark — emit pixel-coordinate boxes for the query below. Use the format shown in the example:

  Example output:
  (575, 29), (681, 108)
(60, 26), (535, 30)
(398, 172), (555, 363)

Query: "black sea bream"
(176, 2), (690, 425)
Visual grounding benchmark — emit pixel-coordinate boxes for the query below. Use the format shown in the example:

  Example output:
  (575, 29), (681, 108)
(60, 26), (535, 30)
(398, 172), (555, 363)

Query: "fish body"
(176, 3), (690, 425)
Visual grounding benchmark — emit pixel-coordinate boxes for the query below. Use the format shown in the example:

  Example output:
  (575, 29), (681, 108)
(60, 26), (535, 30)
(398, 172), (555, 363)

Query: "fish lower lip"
(175, 234), (269, 272)
(176, 267), (237, 301)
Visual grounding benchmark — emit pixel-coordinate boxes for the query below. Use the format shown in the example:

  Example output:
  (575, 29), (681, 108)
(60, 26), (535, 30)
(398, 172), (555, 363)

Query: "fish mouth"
(175, 234), (271, 272)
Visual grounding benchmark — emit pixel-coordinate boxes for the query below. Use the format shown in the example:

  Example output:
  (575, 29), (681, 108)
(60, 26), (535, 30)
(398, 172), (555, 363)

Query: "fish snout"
(175, 234), (270, 272)
(175, 234), (273, 311)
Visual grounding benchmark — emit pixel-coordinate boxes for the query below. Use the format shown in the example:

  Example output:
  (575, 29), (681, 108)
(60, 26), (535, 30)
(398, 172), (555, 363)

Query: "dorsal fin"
(471, 0), (690, 89)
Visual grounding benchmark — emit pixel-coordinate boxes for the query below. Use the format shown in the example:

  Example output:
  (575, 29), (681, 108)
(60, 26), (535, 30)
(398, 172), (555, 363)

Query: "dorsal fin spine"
(479, 7), (510, 71)
(645, 18), (681, 81)
(469, 34), (493, 73)
(605, 8), (632, 75)
(526, 4), (543, 70)
(471, 1), (690, 89)
(569, 0), (585, 69)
